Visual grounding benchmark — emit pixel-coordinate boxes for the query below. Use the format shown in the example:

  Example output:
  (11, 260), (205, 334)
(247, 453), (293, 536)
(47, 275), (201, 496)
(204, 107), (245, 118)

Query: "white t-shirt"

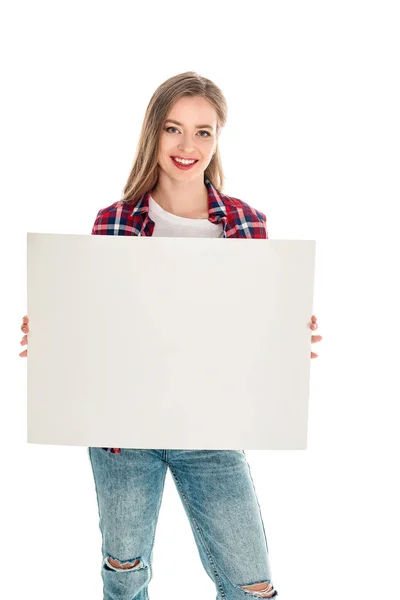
(148, 195), (224, 238)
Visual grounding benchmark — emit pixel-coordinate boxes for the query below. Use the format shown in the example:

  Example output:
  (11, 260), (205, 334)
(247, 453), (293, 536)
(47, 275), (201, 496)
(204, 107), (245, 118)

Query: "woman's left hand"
(310, 315), (322, 359)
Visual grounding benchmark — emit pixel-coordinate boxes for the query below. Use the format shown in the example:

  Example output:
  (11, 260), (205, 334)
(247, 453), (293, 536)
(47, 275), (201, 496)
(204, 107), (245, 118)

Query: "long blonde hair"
(121, 71), (228, 206)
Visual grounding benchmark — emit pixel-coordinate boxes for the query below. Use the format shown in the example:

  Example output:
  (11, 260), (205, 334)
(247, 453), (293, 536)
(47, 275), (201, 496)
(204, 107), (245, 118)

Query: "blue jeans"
(88, 448), (278, 599)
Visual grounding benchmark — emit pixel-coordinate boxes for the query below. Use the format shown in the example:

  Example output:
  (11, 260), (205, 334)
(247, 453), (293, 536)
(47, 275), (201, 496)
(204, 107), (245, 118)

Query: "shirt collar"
(130, 178), (227, 222)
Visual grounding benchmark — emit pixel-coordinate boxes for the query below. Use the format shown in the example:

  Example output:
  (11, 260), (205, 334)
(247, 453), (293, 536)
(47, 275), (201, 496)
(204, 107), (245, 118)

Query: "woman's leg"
(167, 449), (278, 599)
(88, 447), (168, 600)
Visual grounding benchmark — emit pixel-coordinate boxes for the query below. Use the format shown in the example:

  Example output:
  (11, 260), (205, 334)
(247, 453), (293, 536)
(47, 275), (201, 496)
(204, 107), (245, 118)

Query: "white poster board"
(27, 233), (315, 450)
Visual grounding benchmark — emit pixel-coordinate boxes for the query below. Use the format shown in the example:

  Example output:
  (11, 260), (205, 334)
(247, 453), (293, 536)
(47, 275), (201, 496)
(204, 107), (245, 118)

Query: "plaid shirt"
(91, 178), (268, 453)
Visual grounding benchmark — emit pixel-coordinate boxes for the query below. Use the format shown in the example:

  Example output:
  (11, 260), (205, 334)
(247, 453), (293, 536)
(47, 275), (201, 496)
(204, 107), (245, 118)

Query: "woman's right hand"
(19, 315), (29, 357)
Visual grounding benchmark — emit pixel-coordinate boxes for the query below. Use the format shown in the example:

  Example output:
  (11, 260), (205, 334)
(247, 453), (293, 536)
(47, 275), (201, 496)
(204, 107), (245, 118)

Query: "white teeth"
(173, 157), (196, 165)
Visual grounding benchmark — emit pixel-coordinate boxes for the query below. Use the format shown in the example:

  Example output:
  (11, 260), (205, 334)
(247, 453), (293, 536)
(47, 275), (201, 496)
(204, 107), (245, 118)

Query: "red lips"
(171, 156), (199, 161)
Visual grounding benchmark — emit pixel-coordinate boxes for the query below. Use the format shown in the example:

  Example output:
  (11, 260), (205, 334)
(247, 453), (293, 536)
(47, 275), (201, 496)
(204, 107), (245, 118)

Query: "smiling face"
(157, 95), (218, 182)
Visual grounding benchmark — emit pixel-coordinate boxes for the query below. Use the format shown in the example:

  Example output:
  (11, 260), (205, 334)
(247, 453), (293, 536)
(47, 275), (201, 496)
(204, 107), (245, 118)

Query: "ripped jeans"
(88, 448), (278, 600)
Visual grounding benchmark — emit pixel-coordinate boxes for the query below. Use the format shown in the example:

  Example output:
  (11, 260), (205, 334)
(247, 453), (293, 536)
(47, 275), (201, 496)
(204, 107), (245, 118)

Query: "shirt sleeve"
(91, 211), (102, 235)
(259, 211), (269, 239)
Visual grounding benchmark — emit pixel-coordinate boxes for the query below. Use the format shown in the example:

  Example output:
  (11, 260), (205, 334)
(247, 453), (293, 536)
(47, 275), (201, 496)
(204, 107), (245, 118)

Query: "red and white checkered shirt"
(92, 178), (268, 453)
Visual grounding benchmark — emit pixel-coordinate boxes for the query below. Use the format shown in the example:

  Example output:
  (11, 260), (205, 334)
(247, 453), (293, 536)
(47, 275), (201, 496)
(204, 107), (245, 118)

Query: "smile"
(170, 156), (199, 170)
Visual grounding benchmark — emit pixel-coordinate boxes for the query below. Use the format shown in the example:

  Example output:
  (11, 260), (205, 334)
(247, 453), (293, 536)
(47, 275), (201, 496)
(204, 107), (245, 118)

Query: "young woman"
(19, 71), (322, 600)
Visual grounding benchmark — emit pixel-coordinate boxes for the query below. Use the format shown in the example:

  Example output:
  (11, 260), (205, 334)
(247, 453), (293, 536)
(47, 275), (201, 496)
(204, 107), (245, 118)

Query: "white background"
(1, 1), (399, 599)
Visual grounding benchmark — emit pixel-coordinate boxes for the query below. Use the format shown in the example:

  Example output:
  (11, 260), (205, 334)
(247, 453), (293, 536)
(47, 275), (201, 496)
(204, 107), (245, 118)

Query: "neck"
(151, 174), (209, 219)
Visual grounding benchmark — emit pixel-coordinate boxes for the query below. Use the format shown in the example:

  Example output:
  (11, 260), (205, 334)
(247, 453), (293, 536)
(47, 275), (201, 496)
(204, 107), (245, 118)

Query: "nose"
(178, 131), (196, 154)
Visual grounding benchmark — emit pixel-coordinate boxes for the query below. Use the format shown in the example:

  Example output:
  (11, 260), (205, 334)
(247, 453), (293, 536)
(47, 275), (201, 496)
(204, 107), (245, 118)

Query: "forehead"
(166, 96), (217, 126)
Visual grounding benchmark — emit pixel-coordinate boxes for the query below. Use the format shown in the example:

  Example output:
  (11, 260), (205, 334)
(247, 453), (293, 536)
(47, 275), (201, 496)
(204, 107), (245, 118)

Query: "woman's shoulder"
(219, 190), (267, 226)
(93, 199), (131, 219)
(91, 200), (138, 235)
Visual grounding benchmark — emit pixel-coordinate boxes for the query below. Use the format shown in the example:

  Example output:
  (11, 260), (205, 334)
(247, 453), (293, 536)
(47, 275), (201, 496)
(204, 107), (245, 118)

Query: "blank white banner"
(27, 234), (315, 450)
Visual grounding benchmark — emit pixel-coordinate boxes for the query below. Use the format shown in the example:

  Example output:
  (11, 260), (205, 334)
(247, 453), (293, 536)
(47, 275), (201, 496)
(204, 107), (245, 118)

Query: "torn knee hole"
(240, 581), (276, 598)
(105, 557), (142, 571)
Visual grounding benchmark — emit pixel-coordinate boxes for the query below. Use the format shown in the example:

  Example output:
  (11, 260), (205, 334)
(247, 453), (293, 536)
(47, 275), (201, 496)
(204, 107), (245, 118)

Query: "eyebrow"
(164, 119), (214, 131)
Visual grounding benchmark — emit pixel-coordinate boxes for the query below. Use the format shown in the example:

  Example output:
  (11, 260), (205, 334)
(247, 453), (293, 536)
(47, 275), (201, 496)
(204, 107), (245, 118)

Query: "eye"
(164, 127), (211, 137)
